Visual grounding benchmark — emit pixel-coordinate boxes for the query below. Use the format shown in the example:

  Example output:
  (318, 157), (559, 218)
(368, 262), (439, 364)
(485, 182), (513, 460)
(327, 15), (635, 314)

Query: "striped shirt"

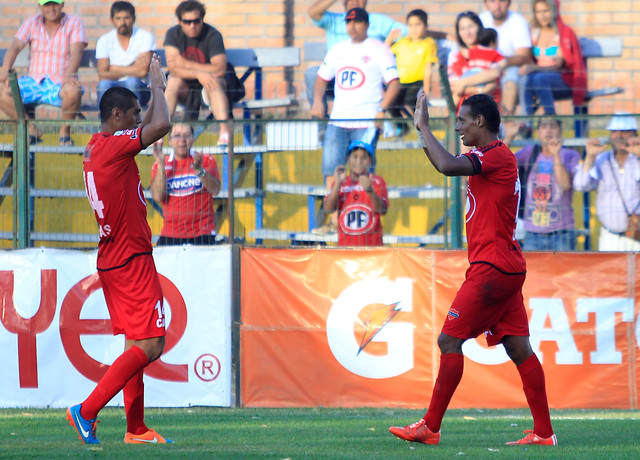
(573, 150), (640, 233)
(15, 14), (87, 84)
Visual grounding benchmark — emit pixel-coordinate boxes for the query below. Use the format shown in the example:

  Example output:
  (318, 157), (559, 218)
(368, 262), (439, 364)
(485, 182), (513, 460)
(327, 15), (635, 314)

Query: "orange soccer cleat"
(389, 418), (440, 445)
(506, 430), (557, 446)
(124, 428), (173, 444)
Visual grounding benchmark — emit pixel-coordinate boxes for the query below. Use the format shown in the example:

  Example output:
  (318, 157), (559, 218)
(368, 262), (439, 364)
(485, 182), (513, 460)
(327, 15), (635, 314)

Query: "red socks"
(80, 345), (149, 420)
(518, 353), (554, 438)
(424, 353), (464, 433)
(123, 369), (149, 435)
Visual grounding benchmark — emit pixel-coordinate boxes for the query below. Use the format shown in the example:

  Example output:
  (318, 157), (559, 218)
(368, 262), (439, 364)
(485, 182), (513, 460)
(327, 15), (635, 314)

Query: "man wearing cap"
(574, 112), (640, 251)
(323, 140), (389, 246)
(306, 0), (408, 116)
(311, 7), (399, 233)
(0, 0), (87, 146)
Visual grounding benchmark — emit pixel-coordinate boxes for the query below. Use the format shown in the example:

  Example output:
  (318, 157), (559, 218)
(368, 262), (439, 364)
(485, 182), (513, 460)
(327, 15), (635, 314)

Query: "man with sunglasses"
(150, 123), (221, 246)
(163, 0), (231, 145)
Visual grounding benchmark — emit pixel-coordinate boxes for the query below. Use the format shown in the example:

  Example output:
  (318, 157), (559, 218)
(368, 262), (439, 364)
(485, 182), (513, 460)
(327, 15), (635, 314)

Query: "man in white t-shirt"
(479, 0), (532, 115)
(310, 7), (400, 233)
(96, 1), (156, 106)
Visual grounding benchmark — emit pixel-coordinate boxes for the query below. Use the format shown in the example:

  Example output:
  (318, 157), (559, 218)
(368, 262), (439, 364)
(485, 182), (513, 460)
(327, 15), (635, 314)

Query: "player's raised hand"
(359, 173), (374, 193)
(585, 138), (604, 161)
(414, 88), (430, 132)
(148, 54), (167, 91)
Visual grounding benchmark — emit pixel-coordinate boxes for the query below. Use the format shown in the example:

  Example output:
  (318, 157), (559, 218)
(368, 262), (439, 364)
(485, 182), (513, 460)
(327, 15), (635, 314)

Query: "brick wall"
(0, 0), (635, 115)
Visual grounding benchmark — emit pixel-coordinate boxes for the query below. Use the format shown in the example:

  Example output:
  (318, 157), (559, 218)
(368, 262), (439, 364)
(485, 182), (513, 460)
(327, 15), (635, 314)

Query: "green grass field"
(0, 407), (638, 459)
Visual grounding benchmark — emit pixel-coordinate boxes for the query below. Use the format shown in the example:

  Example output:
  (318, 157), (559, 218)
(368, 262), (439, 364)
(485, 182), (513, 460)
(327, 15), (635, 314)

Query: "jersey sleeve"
(205, 27), (226, 59)
(374, 176), (389, 207)
(317, 49), (336, 81)
(462, 150), (483, 175)
(163, 26), (179, 48)
(111, 127), (144, 159)
(95, 34), (109, 59)
(204, 154), (220, 181)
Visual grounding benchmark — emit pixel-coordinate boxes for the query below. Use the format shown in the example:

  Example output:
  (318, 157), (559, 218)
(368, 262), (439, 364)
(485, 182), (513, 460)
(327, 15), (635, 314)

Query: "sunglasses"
(180, 18), (202, 26)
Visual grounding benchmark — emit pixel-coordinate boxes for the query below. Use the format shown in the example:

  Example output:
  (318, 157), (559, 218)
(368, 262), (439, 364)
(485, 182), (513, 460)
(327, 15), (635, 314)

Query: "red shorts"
(441, 263), (529, 346)
(98, 254), (166, 341)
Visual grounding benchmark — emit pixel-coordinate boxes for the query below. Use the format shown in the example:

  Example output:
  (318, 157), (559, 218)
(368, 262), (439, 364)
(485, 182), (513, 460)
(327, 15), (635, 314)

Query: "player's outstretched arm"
(140, 54), (171, 149)
(414, 91), (474, 177)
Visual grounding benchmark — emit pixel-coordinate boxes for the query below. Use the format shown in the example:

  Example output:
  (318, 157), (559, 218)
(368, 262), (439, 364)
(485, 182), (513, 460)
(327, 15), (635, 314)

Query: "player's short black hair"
(461, 94), (501, 134)
(110, 1), (135, 18)
(477, 27), (497, 47)
(407, 9), (428, 25)
(175, 0), (206, 21)
(99, 87), (138, 123)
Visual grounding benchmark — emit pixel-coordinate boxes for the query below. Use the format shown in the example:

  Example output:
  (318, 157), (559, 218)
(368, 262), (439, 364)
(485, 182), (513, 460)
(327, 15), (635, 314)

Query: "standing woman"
(520, 0), (586, 116)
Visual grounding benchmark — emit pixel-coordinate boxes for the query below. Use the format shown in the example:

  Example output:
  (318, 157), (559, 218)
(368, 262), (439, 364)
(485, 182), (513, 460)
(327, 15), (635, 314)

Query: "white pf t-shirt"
(317, 37), (399, 128)
(479, 10), (531, 58)
(95, 27), (156, 81)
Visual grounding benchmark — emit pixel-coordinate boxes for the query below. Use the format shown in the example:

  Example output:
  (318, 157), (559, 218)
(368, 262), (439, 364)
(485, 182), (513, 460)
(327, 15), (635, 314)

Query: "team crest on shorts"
(447, 308), (460, 321)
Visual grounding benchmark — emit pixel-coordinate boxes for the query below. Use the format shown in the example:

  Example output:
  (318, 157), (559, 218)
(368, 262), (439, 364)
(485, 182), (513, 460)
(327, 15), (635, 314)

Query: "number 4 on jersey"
(84, 171), (105, 219)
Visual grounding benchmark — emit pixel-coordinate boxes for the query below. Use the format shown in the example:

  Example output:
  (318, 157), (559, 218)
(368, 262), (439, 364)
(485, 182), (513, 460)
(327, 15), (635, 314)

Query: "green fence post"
(8, 71), (29, 248)
(438, 65), (463, 249)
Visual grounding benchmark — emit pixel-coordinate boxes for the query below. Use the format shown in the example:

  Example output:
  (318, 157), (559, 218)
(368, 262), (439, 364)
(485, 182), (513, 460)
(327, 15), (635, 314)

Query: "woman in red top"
(520, 0), (586, 116)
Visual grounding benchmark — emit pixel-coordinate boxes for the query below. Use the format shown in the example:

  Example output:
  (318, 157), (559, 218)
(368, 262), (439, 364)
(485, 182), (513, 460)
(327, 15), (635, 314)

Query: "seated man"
(0, 0), (87, 146)
(163, 0), (231, 145)
(151, 123), (221, 246)
(96, 1), (155, 107)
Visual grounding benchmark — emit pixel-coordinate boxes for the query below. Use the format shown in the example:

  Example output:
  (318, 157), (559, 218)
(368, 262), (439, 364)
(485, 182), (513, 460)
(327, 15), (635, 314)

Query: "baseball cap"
(345, 7), (368, 23)
(606, 112), (638, 131)
(347, 140), (373, 157)
(39, 0), (63, 4)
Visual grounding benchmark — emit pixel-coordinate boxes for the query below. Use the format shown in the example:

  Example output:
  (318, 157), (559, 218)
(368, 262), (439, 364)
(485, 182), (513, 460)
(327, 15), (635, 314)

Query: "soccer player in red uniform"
(323, 140), (389, 246)
(389, 93), (557, 446)
(66, 55), (172, 445)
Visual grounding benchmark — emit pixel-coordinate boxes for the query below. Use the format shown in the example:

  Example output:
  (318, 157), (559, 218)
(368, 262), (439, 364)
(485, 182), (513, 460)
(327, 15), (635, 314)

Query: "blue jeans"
(523, 71), (573, 115)
(522, 230), (575, 251)
(97, 77), (150, 107)
(322, 125), (379, 177)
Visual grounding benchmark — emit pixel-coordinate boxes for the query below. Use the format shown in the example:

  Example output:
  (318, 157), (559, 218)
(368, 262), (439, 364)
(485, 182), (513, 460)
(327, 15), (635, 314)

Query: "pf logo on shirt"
(337, 66), (365, 90)
(340, 203), (375, 235)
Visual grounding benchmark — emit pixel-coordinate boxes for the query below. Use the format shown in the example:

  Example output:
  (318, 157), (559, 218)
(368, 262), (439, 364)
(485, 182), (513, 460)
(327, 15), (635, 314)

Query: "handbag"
(224, 62), (245, 104)
(608, 157), (640, 241)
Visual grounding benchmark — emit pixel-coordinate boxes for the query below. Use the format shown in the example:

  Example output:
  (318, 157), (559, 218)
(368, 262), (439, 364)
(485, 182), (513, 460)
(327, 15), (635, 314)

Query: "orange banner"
(240, 249), (640, 409)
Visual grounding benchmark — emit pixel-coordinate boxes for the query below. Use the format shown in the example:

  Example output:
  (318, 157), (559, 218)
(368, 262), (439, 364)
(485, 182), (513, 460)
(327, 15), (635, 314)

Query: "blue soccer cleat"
(66, 404), (100, 444)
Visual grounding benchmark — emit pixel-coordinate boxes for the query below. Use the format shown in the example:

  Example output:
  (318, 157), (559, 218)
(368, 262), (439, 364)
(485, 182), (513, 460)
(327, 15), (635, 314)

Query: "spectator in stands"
(96, 1), (156, 107)
(520, 0), (586, 118)
(324, 140), (388, 246)
(151, 123), (221, 246)
(163, 0), (231, 145)
(447, 12), (503, 111)
(310, 7), (399, 234)
(386, 9), (439, 137)
(573, 113), (640, 251)
(514, 117), (580, 250)
(0, 0), (87, 146)
(306, 0), (411, 117)
(479, 0), (533, 116)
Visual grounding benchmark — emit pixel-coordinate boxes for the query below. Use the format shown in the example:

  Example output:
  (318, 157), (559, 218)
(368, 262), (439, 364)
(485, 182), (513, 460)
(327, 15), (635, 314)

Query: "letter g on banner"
(326, 277), (414, 379)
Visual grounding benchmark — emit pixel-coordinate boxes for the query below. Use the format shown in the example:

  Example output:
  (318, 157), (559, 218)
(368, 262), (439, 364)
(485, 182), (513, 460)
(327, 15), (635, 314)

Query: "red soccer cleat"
(389, 418), (440, 445)
(506, 430), (557, 446)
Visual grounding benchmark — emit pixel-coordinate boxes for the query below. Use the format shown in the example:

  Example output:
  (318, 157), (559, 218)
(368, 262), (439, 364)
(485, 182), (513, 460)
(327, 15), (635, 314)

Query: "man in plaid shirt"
(0, 0), (87, 146)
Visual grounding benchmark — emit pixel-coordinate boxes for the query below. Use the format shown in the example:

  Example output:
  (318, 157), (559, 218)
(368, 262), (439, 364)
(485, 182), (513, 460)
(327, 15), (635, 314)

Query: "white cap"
(606, 112), (638, 131)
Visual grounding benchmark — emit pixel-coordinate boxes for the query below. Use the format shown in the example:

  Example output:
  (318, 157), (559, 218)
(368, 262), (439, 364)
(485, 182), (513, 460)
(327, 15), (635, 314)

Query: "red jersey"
(327, 175), (389, 247)
(83, 127), (152, 270)
(462, 140), (526, 274)
(151, 153), (219, 238)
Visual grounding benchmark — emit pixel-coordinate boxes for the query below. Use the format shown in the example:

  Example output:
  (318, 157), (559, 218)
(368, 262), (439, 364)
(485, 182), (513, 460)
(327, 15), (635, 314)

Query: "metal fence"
(0, 110), (632, 251)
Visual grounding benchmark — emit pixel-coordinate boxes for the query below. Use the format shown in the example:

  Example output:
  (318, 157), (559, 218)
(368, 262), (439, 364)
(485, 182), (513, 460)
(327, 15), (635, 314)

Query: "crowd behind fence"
(1, 111), (637, 252)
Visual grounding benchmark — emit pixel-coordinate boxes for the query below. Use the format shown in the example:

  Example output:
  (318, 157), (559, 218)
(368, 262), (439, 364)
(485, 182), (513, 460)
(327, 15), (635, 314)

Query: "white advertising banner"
(0, 246), (232, 408)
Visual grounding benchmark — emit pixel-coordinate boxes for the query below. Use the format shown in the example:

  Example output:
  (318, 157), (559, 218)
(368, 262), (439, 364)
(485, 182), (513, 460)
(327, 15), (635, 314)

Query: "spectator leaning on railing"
(514, 117), (580, 251)
(573, 113), (640, 252)
(0, 0), (86, 146)
(96, 1), (156, 107)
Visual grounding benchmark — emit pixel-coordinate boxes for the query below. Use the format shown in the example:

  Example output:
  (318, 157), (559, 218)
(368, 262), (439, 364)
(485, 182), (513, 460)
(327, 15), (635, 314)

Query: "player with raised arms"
(389, 92), (557, 446)
(67, 54), (172, 445)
